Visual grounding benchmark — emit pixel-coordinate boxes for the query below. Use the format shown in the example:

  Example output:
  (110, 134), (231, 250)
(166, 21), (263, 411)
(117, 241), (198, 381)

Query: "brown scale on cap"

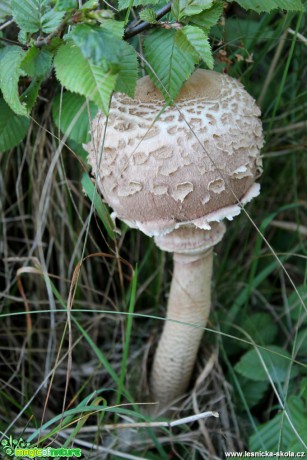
(85, 70), (264, 412)
(85, 69), (263, 237)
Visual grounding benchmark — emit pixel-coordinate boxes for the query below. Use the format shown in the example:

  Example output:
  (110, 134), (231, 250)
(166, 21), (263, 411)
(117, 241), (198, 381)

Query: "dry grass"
(0, 6), (306, 459)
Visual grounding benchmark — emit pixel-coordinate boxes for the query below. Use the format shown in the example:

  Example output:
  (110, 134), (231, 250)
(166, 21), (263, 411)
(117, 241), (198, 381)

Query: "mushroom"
(85, 69), (264, 411)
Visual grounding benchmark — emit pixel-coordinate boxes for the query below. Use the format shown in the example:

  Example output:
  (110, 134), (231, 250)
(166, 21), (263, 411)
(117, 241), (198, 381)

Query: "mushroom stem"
(150, 223), (225, 410)
(150, 248), (213, 408)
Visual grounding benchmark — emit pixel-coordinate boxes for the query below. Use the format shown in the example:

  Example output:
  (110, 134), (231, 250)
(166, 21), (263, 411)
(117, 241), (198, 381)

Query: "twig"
(15, 411), (219, 433)
(0, 37), (26, 48)
(0, 19), (14, 31)
(257, 29), (287, 107)
(93, 410), (219, 430)
(269, 120), (307, 134)
(124, 2), (172, 39)
(34, 21), (66, 48)
(270, 220), (307, 237)
(288, 28), (307, 45)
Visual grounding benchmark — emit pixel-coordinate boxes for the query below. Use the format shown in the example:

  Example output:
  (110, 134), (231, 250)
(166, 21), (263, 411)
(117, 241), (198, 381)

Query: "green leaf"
(18, 29), (30, 45)
(69, 24), (122, 65)
(54, 42), (117, 114)
(41, 8), (65, 33)
(0, 0), (11, 20)
(81, 173), (115, 240)
(240, 313), (278, 348)
(118, 0), (161, 10)
(235, 346), (299, 383)
(52, 91), (98, 144)
(233, 0), (303, 13)
(21, 47), (53, 78)
(0, 98), (30, 152)
(20, 78), (42, 111)
(100, 20), (125, 39)
(68, 25), (138, 96)
(139, 8), (157, 23)
(249, 396), (307, 451)
(0, 46), (28, 117)
(235, 375), (269, 409)
(181, 25), (213, 69)
(289, 426), (307, 453)
(114, 41), (138, 97)
(11, 0), (64, 34)
(80, 0), (99, 8)
(67, 139), (88, 161)
(144, 29), (197, 102)
(189, 1), (224, 29)
(172, 0), (212, 20)
(54, 0), (77, 11)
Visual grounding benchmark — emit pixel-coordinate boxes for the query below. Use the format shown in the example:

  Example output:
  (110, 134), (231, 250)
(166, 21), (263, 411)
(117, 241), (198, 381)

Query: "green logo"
(1, 436), (31, 457)
(0, 436), (82, 458)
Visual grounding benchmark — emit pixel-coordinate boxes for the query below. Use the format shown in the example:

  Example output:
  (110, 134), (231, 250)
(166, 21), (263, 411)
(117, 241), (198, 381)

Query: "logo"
(0, 437), (82, 458)
(1, 437), (31, 457)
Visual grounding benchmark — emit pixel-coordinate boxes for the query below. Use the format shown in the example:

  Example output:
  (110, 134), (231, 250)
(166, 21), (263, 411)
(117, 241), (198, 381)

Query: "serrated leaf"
(18, 29), (29, 45)
(0, 0), (11, 20)
(289, 426), (307, 453)
(139, 8), (157, 23)
(100, 20), (125, 39)
(69, 24), (122, 65)
(0, 46), (28, 117)
(21, 47), (53, 78)
(172, 0), (212, 20)
(69, 24), (138, 96)
(54, 43), (117, 114)
(235, 375), (269, 409)
(181, 25), (213, 69)
(81, 173), (115, 240)
(54, 0), (77, 11)
(249, 396), (307, 451)
(233, 0), (303, 13)
(52, 92), (98, 144)
(240, 313), (278, 349)
(41, 9), (64, 33)
(118, 0), (160, 10)
(11, 0), (64, 34)
(47, 37), (64, 52)
(189, 1), (224, 29)
(20, 78), (42, 111)
(114, 41), (138, 97)
(0, 98), (30, 152)
(81, 0), (99, 8)
(174, 28), (200, 60)
(144, 29), (197, 103)
(67, 139), (88, 161)
(235, 345), (299, 383)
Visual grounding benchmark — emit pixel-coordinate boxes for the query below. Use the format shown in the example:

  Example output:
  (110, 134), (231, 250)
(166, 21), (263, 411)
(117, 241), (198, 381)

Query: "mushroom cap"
(85, 69), (264, 237)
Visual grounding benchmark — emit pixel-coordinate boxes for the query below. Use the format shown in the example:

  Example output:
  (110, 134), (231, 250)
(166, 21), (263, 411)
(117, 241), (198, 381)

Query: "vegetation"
(0, 0), (306, 458)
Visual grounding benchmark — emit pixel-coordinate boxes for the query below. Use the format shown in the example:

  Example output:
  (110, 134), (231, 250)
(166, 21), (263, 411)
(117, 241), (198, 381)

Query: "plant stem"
(124, 2), (172, 39)
(150, 249), (213, 410)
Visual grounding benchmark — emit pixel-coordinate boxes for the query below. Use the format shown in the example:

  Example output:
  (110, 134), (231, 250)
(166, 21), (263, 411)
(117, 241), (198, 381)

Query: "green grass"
(0, 4), (306, 459)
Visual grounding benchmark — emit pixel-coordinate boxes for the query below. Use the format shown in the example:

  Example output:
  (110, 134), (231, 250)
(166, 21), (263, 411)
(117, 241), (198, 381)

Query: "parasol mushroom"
(85, 69), (264, 412)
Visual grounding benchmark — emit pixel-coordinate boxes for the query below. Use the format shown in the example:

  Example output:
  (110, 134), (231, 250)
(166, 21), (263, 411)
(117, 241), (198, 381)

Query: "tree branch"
(124, 2), (172, 40)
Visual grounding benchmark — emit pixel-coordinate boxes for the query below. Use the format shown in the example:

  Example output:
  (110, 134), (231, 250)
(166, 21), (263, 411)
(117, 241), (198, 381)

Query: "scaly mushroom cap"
(85, 69), (264, 236)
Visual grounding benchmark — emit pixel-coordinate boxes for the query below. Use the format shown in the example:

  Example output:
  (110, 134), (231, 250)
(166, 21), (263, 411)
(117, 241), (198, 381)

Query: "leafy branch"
(0, 0), (304, 153)
(124, 2), (172, 39)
